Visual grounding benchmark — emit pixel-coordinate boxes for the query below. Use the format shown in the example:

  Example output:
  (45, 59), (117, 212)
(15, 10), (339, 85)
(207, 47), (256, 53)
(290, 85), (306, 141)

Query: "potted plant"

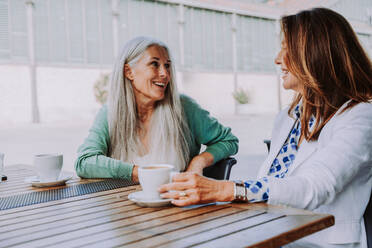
(93, 73), (110, 105)
(232, 88), (255, 114)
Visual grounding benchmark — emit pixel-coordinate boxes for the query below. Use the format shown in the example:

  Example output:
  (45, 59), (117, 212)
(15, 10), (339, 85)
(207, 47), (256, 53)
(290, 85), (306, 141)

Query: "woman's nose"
(159, 65), (169, 78)
(274, 52), (282, 65)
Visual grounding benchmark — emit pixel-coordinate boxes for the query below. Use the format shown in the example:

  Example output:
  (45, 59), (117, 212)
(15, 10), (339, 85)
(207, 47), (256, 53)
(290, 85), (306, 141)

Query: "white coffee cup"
(138, 164), (174, 200)
(34, 154), (63, 182)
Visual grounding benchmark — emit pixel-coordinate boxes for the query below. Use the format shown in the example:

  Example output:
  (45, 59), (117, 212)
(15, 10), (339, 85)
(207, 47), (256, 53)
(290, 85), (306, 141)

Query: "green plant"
(232, 88), (249, 104)
(94, 73), (110, 105)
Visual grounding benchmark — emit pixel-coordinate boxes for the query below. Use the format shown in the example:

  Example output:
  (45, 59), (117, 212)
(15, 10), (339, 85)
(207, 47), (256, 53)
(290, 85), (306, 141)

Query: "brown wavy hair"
(281, 8), (372, 141)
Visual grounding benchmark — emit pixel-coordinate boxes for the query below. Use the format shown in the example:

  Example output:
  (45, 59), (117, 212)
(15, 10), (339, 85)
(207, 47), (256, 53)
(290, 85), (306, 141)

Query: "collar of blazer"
(258, 100), (353, 178)
(258, 115), (318, 177)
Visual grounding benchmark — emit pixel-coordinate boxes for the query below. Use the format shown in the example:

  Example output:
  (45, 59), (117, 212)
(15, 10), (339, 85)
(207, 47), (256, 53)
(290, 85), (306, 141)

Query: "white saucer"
(25, 172), (73, 188)
(128, 191), (172, 208)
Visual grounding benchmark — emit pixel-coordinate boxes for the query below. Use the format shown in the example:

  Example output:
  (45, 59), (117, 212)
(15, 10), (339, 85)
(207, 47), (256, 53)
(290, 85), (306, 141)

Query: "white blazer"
(258, 101), (372, 248)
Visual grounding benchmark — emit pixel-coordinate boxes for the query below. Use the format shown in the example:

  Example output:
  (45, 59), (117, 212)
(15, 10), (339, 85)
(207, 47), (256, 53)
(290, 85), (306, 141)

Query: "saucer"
(128, 191), (172, 208)
(25, 172), (73, 188)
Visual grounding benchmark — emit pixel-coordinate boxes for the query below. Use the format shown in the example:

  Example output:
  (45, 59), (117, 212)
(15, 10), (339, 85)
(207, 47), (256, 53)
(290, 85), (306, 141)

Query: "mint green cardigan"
(75, 94), (239, 180)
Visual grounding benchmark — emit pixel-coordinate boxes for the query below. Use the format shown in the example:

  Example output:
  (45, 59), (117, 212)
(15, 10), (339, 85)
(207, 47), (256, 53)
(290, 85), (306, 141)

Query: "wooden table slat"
(191, 214), (334, 248)
(0, 200), (138, 236)
(5, 205), (228, 248)
(0, 206), (159, 248)
(77, 209), (271, 248)
(0, 188), (136, 223)
(127, 211), (284, 248)
(51, 206), (243, 248)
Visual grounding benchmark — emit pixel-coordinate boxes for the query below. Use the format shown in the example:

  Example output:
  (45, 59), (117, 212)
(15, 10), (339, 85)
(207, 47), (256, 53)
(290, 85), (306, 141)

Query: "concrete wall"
(1, 65), (33, 124)
(180, 71), (294, 117)
(0, 65), (295, 125)
(1, 65), (104, 124)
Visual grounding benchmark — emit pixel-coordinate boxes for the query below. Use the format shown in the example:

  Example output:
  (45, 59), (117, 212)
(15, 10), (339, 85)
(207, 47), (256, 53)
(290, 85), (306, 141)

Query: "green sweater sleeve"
(181, 95), (239, 163)
(74, 105), (134, 180)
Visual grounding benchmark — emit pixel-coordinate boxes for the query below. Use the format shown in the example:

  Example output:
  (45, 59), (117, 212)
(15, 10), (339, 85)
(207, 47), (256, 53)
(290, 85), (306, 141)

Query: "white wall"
(180, 71), (294, 117)
(37, 67), (105, 122)
(0, 65), (295, 125)
(0, 65), (106, 124)
(0, 65), (31, 124)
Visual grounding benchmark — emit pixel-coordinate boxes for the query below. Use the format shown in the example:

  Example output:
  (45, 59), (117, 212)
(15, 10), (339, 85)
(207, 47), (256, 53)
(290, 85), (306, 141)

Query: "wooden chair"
(203, 157), (237, 180)
(263, 139), (372, 247)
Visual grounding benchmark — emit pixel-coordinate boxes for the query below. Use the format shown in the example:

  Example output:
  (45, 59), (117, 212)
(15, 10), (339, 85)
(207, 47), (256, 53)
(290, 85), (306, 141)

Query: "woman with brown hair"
(160, 8), (372, 247)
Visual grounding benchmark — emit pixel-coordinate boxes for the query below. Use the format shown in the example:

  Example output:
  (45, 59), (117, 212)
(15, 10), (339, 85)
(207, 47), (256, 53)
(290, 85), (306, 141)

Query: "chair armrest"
(203, 157), (237, 180)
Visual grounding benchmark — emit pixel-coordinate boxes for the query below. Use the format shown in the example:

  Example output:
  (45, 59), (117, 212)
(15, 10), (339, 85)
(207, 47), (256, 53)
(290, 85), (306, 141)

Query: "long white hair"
(107, 36), (190, 171)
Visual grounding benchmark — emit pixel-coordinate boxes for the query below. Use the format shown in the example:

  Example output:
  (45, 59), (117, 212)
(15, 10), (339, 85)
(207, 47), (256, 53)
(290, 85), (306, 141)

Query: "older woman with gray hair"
(75, 36), (238, 182)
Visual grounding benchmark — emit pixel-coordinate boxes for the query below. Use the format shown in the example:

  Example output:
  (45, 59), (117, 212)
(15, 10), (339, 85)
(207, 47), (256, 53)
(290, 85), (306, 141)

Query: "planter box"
(236, 104), (256, 115)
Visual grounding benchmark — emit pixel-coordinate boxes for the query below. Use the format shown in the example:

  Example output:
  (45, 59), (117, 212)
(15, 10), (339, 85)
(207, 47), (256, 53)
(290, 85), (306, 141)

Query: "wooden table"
(0, 165), (334, 248)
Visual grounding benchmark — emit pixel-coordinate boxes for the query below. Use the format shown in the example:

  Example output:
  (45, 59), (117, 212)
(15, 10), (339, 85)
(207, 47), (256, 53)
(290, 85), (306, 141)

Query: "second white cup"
(138, 164), (174, 200)
(34, 154), (63, 182)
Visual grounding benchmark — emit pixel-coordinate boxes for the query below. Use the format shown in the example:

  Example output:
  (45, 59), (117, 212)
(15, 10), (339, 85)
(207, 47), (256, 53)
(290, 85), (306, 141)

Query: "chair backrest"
(365, 192), (372, 248)
(264, 139), (271, 153)
(203, 157), (237, 180)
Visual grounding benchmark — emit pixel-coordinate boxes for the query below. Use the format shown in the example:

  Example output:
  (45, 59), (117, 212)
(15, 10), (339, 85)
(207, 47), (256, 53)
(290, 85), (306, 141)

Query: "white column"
(177, 4), (185, 91)
(82, 1), (87, 63)
(111, 0), (119, 59)
(26, 0), (40, 123)
(275, 19), (282, 112)
(231, 13), (238, 114)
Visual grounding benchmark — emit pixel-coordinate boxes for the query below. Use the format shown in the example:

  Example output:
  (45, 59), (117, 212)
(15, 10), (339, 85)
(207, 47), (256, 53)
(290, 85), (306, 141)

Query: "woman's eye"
(164, 63), (170, 69)
(151, 61), (159, 67)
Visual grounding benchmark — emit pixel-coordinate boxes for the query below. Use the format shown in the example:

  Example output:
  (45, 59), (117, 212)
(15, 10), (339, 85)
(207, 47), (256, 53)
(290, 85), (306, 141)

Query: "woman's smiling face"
(125, 45), (171, 103)
(275, 43), (301, 92)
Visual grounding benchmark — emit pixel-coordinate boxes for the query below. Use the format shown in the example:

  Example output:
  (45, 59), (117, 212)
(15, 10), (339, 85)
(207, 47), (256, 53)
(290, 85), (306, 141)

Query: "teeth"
(281, 70), (288, 77)
(154, 82), (166, 87)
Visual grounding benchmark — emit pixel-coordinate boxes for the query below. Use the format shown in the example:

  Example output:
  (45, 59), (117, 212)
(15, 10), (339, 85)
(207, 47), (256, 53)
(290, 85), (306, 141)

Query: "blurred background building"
(0, 0), (372, 124)
(0, 0), (372, 174)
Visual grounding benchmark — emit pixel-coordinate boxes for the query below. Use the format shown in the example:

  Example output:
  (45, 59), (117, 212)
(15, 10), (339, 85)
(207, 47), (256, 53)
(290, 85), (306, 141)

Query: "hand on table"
(158, 172), (234, 207)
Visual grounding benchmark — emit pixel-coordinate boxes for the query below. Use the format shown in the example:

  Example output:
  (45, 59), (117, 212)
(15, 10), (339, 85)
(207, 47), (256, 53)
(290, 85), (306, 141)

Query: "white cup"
(34, 154), (63, 182)
(138, 164), (174, 200)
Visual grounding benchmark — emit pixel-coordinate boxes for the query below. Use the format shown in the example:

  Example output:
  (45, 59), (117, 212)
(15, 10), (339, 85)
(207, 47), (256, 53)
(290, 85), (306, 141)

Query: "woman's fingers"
(158, 172), (198, 193)
(170, 191), (201, 206)
(160, 190), (184, 199)
(160, 189), (199, 206)
(172, 172), (195, 182)
(158, 181), (189, 193)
